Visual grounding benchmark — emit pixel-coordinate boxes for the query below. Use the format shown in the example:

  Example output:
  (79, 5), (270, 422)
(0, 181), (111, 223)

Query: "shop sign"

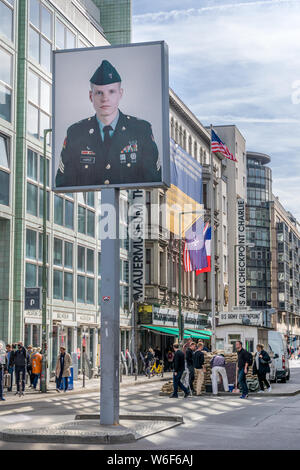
(218, 310), (263, 326)
(152, 307), (208, 328)
(53, 312), (73, 321)
(237, 198), (246, 307)
(78, 314), (95, 324)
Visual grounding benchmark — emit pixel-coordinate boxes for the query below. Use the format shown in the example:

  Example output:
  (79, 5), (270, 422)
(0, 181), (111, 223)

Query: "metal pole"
(133, 301), (138, 381)
(100, 188), (120, 425)
(82, 345), (86, 388)
(234, 244), (237, 306)
(41, 129), (51, 393)
(210, 125), (216, 351)
(178, 214), (183, 346)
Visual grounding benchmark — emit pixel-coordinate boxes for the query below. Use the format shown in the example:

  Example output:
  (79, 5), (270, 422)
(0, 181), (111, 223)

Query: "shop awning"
(185, 328), (212, 338)
(140, 325), (210, 340)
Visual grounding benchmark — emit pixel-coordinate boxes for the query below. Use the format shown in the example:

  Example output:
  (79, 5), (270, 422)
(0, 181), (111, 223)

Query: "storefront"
(216, 309), (273, 352)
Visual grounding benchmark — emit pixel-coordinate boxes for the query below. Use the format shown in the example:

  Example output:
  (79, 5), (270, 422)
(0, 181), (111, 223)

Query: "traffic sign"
(25, 287), (41, 310)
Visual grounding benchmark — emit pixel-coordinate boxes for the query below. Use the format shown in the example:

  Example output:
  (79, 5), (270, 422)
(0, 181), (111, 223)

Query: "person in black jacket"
(193, 342), (205, 395)
(170, 344), (190, 398)
(185, 342), (196, 394)
(10, 342), (27, 395)
(236, 341), (250, 399)
(0, 345), (8, 401)
(253, 344), (271, 392)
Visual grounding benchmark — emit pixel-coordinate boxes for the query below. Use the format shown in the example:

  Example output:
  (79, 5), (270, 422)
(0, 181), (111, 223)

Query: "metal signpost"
(100, 188), (120, 425)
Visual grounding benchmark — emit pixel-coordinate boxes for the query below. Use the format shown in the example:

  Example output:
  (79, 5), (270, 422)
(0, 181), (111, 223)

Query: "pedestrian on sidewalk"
(211, 351), (229, 395)
(193, 342), (205, 396)
(55, 347), (72, 392)
(253, 344), (271, 393)
(236, 341), (251, 399)
(31, 348), (43, 390)
(10, 342), (27, 396)
(26, 345), (34, 389)
(5, 344), (14, 392)
(185, 341), (196, 394)
(144, 348), (154, 377)
(0, 345), (8, 401)
(166, 349), (174, 372)
(170, 344), (190, 398)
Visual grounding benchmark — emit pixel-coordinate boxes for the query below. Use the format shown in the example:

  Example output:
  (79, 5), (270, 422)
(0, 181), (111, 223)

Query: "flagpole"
(210, 124), (216, 351)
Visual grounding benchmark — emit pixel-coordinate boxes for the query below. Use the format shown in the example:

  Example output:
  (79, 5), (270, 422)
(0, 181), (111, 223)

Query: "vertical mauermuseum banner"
(52, 41), (170, 192)
(129, 189), (145, 303)
(167, 139), (204, 237)
(237, 198), (247, 307)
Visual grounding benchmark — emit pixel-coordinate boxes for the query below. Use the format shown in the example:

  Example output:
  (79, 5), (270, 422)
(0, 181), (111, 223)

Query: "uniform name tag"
(120, 154), (126, 163)
(80, 156), (95, 164)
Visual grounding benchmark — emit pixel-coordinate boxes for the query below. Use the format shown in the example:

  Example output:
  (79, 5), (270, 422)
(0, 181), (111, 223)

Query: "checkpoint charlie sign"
(237, 198), (246, 307)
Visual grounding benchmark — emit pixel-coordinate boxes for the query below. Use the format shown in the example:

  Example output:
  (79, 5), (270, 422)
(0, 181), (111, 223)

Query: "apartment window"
(77, 246), (95, 304)
(145, 248), (151, 284)
(29, 0), (52, 73)
(0, 0), (14, 42)
(0, 133), (10, 206)
(64, 241), (73, 269)
(53, 239), (74, 301)
(54, 194), (74, 229)
(78, 204), (95, 237)
(27, 70), (51, 143)
(27, 150), (50, 219)
(55, 18), (75, 49)
(0, 47), (12, 122)
(25, 228), (49, 295)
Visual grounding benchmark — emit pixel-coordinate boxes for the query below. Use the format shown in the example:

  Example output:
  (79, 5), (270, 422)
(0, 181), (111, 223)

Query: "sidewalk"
(1, 372), (172, 405)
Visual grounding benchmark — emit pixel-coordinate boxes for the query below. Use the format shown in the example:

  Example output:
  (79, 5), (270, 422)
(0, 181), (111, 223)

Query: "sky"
(132, 0), (300, 221)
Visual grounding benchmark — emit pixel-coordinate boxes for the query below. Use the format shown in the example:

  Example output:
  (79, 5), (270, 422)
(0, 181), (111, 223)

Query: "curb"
(0, 413), (183, 445)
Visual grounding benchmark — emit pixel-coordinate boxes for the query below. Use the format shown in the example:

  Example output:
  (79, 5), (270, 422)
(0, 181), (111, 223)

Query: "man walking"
(31, 348), (43, 390)
(185, 342), (196, 394)
(236, 341), (251, 399)
(0, 344), (7, 401)
(10, 342), (27, 396)
(170, 344), (190, 398)
(55, 347), (72, 392)
(211, 352), (229, 395)
(253, 344), (271, 393)
(193, 342), (205, 396)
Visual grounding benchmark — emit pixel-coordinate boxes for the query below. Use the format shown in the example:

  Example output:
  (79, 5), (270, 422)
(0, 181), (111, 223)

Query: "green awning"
(141, 325), (210, 340)
(185, 328), (212, 338)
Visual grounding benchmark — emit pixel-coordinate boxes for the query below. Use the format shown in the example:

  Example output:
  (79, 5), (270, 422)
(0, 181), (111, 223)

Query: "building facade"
(0, 0), (131, 372)
(271, 195), (300, 346)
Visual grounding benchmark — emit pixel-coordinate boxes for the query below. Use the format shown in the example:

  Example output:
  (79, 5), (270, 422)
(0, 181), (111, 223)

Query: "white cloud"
(133, 0), (300, 219)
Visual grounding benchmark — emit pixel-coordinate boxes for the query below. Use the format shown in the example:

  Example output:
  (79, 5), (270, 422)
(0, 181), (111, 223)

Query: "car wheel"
(286, 370), (290, 381)
(281, 377), (287, 383)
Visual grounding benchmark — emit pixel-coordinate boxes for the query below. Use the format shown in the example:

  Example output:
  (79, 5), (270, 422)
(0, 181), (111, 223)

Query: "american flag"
(183, 218), (208, 272)
(211, 129), (237, 162)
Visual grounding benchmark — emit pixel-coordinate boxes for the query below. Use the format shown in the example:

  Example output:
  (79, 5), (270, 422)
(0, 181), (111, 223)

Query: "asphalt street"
(0, 361), (300, 450)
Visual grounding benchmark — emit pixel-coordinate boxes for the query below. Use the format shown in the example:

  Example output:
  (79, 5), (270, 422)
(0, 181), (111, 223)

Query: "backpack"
(245, 350), (253, 366)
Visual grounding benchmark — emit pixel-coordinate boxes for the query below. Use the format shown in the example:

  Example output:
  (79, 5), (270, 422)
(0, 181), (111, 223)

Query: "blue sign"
(25, 288), (41, 310)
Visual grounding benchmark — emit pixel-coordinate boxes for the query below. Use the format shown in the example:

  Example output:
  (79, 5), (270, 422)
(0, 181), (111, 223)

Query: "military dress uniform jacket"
(55, 111), (161, 187)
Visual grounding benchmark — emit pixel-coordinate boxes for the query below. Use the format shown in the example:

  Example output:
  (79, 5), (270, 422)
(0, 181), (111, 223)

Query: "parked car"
(266, 347), (277, 383)
(268, 331), (290, 383)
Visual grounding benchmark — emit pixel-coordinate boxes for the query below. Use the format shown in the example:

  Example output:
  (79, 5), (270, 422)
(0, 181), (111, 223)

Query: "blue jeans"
(238, 369), (249, 396)
(33, 373), (40, 389)
(56, 376), (68, 391)
(172, 371), (189, 397)
(0, 367), (3, 399)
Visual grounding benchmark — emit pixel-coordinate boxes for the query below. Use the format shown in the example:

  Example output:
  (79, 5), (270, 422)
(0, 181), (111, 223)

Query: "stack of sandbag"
(161, 381), (174, 394)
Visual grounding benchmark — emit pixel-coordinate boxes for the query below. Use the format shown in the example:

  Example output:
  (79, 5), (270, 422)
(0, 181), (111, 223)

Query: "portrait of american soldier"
(55, 60), (161, 188)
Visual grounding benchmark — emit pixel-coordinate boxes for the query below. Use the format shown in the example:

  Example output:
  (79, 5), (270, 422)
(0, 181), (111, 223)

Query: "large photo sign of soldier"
(52, 42), (170, 192)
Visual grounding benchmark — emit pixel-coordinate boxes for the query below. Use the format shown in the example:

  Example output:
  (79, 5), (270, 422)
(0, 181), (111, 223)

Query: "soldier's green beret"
(90, 60), (121, 85)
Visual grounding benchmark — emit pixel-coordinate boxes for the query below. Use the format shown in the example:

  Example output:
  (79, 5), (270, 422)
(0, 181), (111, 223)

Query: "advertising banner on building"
(218, 310), (263, 326)
(52, 41), (170, 192)
(237, 198), (247, 307)
(166, 139), (204, 236)
(129, 189), (145, 302)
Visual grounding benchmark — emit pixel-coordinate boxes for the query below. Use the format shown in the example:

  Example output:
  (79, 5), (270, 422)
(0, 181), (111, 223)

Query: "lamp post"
(41, 128), (52, 393)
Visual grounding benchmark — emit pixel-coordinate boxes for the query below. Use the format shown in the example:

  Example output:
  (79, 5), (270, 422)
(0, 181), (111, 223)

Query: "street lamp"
(178, 210), (204, 347)
(41, 128), (52, 393)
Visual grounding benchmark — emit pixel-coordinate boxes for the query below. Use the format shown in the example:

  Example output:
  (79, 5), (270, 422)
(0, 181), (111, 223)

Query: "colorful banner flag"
(196, 223), (211, 274)
(183, 217), (208, 272)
